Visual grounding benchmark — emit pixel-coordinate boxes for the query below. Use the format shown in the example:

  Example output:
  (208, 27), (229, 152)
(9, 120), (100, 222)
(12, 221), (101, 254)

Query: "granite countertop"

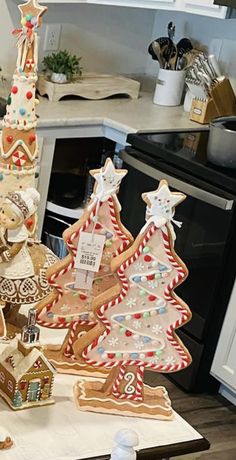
(33, 90), (199, 134)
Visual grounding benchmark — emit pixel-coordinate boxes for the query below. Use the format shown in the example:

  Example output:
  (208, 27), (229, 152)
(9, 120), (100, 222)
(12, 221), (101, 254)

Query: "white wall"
(1, 0), (236, 86)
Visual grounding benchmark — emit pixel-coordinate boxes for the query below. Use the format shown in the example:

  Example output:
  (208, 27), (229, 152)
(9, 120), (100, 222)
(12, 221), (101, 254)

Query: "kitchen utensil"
(208, 54), (222, 78)
(162, 42), (177, 70)
(148, 37), (171, 68)
(207, 116), (236, 168)
(176, 38), (193, 69)
(168, 21), (175, 41)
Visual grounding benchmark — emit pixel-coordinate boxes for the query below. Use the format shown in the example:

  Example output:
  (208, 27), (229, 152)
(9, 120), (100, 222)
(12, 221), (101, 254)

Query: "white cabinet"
(39, 0), (228, 17)
(211, 279), (236, 392)
(182, 0), (228, 17)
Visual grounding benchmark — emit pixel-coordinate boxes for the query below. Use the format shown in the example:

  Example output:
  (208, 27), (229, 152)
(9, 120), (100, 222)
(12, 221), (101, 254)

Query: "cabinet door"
(183, 0), (228, 17)
(211, 280), (236, 391)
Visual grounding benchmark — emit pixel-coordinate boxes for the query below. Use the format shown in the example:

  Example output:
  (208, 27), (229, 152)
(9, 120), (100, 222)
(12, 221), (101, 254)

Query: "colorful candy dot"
(26, 14), (33, 21)
(148, 295), (157, 302)
(31, 16), (38, 26)
(26, 91), (33, 100)
(147, 351), (155, 357)
(29, 134), (36, 144)
(98, 347), (105, 355)
(6, 135), (13, 144)
(80, 294), (87, 300)
(140, 353), (146, 360)
(159, 307), (167, 315)
(143, 246), (150, 254)
(106, 232), (113, 239)
(143, 312), (150, 318)
(155, 350), (163, 356)
(47, 312), (54, 318)
(26, 21), (34, 29)
(11, 86), (18, 94)
(108, 353), (115, 359)
(123, 353), (130, 360)
(159, 264), (167, 271)
(125, 330), (133, 337)
(116, 316), (125, 322)
(150, 310), (157, 316)
(119, 327), (126, 335)
(144, 336), (151, 343)
(95, 223), (102, 230)
(139, 289), (146, 297)
(147, 274), (155, 281)
(19, 108), (26, 116)
(0, 173), (4, 182)
(144, 255), (152, 262)
(130, 353), (138, 359)
(21, 18), (27, 26)
(141, 276), (147, 283)
(101, 353), (107, 360)
(152, 260), (158, 268)
(134, 313), (141, 319)
(133, 276), (141, 283)
(133, 334), (140, 341)
(7, 95), (11, 105)
(116, 352), (122, 359)
(155, 273), (161, 280)
(125, 315), (132, 321)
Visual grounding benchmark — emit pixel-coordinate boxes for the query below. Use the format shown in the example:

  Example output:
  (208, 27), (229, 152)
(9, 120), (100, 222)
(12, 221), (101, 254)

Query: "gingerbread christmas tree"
(0, 0), (47, 203)
(36, 158), (133, 375)
(74, 180), (192, 419)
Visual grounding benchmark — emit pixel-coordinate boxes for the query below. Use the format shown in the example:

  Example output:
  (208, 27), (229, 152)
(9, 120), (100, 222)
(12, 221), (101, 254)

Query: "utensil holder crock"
(153, 69), (185, 107)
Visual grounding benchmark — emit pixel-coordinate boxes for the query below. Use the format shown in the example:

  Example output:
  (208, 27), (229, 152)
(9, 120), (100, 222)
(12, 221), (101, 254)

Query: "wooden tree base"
(74, 379), (173, 420)
(43, 346), (109, 378)
(37, 73), (140, 102)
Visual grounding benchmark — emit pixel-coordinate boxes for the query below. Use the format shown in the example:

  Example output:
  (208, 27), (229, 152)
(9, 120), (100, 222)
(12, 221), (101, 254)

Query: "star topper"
(90, 158), (127, 202)
(19, 0), (48, 28)
(142, 180), (185, 227)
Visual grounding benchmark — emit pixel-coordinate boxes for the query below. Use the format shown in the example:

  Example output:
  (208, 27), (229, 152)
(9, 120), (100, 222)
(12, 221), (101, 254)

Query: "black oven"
(118, 130), (236, 392)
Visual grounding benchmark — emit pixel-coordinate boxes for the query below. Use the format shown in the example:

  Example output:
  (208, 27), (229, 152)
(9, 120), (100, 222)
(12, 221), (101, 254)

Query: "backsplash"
(1, 0), (236, 91)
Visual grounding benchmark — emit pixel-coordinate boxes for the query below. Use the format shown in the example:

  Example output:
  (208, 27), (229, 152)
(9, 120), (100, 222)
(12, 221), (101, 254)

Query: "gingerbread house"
(0, 309), (56, 410)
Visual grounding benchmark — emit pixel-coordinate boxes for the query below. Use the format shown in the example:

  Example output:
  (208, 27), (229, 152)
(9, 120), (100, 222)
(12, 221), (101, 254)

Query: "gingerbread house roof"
(0, 339), (56, 381)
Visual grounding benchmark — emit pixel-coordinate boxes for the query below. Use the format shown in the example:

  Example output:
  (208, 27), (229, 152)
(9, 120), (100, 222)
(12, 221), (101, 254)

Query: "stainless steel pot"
(207, 116), (236, 168)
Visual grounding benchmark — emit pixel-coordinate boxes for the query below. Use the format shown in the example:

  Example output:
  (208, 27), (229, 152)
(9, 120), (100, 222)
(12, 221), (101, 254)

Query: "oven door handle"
(122, 151), (234, 211)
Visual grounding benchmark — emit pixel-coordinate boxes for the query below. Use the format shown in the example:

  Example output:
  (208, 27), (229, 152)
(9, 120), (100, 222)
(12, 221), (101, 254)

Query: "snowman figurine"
(111, 429), (139, 460)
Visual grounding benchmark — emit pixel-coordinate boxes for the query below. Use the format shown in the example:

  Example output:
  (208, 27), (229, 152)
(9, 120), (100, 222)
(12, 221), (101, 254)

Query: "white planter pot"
(51, 73), (68, 84)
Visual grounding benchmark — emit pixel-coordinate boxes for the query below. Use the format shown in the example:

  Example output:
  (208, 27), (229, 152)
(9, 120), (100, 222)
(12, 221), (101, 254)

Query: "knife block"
(190, 78), (236, 124)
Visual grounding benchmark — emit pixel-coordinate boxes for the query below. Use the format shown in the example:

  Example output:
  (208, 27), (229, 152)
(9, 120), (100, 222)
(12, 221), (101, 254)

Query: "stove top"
(127, 130), (236, 195)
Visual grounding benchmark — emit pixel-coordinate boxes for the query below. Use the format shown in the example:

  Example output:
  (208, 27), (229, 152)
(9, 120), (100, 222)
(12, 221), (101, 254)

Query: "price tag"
(75, 232), (106, 273)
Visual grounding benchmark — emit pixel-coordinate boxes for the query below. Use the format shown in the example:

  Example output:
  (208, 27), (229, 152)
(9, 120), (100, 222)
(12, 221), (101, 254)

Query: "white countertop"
(33, 90), (199, 135)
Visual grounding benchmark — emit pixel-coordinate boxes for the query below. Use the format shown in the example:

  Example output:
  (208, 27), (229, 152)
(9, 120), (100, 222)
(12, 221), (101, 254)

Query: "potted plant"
(42, 50), (82, 84)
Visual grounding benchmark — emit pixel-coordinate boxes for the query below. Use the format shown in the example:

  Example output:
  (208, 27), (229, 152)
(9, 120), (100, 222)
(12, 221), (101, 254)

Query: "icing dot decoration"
(26, 91), (33, 100)
(19, 108), (26, 116)
(11, 86), (18, 94)
(7, 95), (11, 105)
(29, 134), (36, 144)
(98, 347), (105, 355)
(147, 351), (155, 357)
(108, 353), (115, 359)
(144, 255), (152, 262)
(133, 276), (141, 283)
(116, 352), (122, 359)
(6, 135), (13, 144)
(155, 273), (161, 280)
(26, 21), (34, 29)
(125, 330), (132, 337)
(143, 312), (150, 318)
(148, 295), (157, 302)
(152, 261), (158, 267)
(139, 289), (146, 297)
(155, 350), (163, 356)
(143, 246), (150, 254)
(134, 313), (141, 319)
(131, 353), (138, 359)
(80, 294), (87, 300)
(141, 276), (147, 282)
(0, 173), (4, 182)
(119, 327), (126, 334)
(144, 336), (151, 343)
(26, 14), (33, 21)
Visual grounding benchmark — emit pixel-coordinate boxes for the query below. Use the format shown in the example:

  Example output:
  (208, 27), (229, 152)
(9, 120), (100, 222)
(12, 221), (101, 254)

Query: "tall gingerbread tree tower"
(36, 158), (133, 376)
(74, 180), (192, 419)
(0, 0), (47, 203)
